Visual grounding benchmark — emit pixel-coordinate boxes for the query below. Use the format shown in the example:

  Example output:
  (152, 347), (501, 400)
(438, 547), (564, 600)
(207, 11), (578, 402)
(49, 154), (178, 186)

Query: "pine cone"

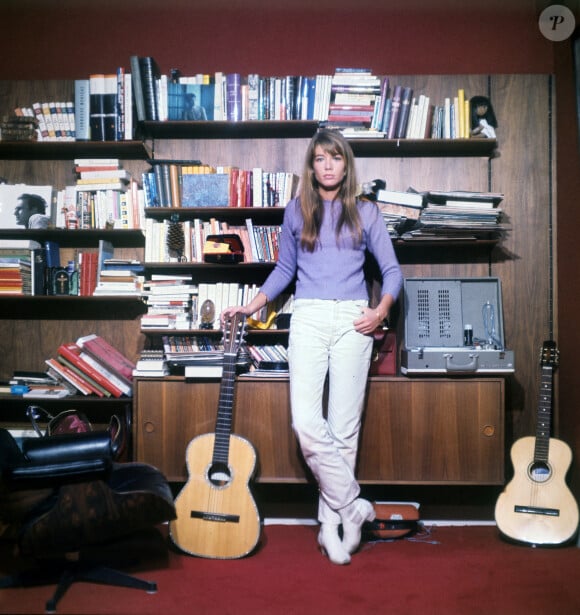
(167, 219), (185, 260)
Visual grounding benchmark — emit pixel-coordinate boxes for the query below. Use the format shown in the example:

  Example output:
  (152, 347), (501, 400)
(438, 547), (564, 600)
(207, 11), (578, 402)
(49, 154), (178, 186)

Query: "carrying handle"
(444, 353), (479, 373)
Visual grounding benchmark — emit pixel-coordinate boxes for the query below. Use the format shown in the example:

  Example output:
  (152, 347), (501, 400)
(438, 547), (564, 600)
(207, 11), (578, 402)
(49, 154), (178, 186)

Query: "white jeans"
(288, 299), (373, 524)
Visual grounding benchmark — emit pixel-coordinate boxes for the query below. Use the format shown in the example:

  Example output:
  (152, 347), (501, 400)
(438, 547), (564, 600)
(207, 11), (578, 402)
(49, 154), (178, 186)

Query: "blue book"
(182, 174), (230, 207)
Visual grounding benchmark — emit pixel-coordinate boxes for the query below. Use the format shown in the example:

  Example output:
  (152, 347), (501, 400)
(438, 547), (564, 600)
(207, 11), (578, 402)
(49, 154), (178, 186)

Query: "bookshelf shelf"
(348, 138), (498, 158)
(0, 229), (144, 248)
(140, 120), (319, 140)
(0, 295), (147, 320)
(0, 140), (151, 160)
(144, 206), (286, 224)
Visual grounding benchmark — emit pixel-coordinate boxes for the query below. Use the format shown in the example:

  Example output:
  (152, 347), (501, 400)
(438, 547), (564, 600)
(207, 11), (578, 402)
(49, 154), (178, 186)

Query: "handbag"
(369, 329), (397, 375)
(26, 405), (92, 437)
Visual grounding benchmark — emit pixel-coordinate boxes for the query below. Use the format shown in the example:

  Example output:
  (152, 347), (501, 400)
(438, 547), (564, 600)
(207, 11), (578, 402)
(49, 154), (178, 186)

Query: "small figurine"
(470, 95), (498, 139)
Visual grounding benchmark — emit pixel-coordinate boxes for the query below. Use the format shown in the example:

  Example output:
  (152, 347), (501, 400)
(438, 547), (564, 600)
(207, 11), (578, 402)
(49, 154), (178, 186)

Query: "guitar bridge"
(190, 510), (240, 523)
(514, 505), (560, 517)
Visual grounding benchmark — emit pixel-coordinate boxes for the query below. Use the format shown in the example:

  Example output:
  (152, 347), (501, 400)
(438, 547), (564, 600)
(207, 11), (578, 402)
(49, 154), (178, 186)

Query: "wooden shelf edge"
(0, 140), (152, 160)
(0, 228), (145, 248)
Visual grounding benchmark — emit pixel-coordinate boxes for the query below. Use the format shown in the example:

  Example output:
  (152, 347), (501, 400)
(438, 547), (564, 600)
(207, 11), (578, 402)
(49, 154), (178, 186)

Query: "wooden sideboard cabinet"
(134, 376), (504, 485)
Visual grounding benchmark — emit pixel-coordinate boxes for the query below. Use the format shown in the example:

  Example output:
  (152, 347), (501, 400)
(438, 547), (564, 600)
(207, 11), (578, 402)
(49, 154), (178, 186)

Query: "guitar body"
(495, 436), (579, 546)
(170, 432), (260, 558)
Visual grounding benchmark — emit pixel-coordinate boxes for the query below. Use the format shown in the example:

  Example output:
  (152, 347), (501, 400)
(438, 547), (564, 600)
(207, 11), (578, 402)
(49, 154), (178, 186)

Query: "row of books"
(13, 101), (76, 142)
(143, 217), (281, 264)
(44, 334), (136, 398)
(75, 71), (133, 142)
(130, 59), (482, 141)
(142, 162), (298, 209)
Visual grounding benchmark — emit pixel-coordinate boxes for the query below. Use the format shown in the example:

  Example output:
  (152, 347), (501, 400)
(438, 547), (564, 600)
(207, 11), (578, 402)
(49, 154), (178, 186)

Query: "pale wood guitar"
(495, 340), (579, 546)
(169, 313), (260, 558)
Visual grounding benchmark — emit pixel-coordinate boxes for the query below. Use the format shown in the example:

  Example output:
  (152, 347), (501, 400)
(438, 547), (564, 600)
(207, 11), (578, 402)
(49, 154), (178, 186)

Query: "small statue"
(470, 96), (498, 139)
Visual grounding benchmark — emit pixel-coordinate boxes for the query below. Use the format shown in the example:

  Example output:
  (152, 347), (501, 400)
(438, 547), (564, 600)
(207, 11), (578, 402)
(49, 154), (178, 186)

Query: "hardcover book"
(181, 174), (230, 207)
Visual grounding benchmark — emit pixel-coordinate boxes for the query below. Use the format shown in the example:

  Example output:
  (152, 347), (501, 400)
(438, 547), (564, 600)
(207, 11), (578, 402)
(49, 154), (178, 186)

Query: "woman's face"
(312, 145), (346, 198)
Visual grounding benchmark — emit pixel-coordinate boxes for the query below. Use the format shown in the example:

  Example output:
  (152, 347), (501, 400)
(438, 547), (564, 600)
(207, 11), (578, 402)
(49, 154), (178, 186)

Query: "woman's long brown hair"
(298, 129), (362, 252)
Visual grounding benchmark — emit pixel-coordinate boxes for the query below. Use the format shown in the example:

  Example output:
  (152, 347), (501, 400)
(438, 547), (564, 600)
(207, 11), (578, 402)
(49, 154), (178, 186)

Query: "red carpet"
(2, 523), (580, 615)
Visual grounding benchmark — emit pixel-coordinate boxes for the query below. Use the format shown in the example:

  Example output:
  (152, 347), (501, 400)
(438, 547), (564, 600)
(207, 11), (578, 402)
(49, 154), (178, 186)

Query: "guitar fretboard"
(534, 364), (553, 464)
(213, 352), (237, 465)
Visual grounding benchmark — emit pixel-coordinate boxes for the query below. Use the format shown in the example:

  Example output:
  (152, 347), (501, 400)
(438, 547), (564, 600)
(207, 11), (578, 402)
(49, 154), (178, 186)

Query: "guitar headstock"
(222, 313), (247, 357)
(540, 340), (559, 369)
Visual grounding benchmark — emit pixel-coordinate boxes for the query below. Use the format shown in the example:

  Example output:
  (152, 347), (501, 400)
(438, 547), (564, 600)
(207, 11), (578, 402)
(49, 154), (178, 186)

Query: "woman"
(222, 129), (403, 565)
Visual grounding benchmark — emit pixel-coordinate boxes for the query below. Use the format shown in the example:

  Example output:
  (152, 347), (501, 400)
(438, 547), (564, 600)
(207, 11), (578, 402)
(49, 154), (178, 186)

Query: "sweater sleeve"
(259, 200), (300, 302)
(362, 201), (403, 300)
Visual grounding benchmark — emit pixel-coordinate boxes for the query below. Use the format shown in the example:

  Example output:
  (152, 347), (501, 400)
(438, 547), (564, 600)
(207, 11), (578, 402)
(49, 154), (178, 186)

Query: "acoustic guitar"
(169, 313), (261, 558)
(495, 340), (579, 546)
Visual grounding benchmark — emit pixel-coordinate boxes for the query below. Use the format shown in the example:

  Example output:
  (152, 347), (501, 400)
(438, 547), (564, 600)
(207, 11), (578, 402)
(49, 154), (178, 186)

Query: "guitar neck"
(533, 364), (553, 464)
(212, 352), (238, 465)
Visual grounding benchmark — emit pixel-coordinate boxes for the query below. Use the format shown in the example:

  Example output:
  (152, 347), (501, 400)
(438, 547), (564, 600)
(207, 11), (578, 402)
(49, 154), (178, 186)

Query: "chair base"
(1, 561), (157, 613)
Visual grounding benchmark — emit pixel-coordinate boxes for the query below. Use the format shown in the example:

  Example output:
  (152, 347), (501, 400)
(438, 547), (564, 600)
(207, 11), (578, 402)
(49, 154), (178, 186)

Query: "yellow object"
(247, 311), (277, 330)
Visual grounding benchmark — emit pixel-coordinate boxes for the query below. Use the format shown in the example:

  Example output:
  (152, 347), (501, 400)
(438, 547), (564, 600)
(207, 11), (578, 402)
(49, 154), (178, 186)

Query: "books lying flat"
(184, 364), (223, 379)
(375, 188), (424, 208)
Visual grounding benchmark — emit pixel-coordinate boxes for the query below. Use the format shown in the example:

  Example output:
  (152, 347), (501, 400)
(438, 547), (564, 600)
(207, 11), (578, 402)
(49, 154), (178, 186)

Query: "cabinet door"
(134, 378), (307, 482)
(358, 378), (504, 484)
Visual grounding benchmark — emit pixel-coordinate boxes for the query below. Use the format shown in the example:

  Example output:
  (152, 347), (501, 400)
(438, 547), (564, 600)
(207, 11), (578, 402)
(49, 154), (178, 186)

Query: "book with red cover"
(55, 355), (111, 397)
(76, 334), (135, 385)
(45, 357), (96, 396)
(57, 342), (124, 397)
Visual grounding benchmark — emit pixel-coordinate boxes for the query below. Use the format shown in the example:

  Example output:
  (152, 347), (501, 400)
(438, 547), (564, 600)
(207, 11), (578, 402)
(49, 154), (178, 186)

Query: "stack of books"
(374, 188), (426, 237)
(246, 344), (289, 377)
(324, 68), (382, 137)
(407, 190), (505, 240)
(141, 275), (197, 329)
(0, 239), (45, 295)
(133, 348), (169, 378)
(0, 113), (38, 142)
(45, 334), (135, 398)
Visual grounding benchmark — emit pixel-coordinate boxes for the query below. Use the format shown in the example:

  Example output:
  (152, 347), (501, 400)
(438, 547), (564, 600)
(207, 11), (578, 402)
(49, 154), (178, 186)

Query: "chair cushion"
(19, 463), (176, 556)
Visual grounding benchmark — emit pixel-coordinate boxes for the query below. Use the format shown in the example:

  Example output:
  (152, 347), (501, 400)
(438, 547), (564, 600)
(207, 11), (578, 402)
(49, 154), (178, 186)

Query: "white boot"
(317, 523), (351, 565)
(340, 498), (376, 554)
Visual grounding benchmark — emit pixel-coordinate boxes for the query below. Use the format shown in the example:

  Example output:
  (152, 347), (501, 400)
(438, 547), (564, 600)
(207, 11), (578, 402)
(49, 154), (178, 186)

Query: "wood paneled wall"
(0, 74), (553, 459)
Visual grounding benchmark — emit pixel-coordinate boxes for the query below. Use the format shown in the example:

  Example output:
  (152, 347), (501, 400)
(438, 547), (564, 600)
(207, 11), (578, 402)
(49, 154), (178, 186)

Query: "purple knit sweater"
(260, 198), (403, 303)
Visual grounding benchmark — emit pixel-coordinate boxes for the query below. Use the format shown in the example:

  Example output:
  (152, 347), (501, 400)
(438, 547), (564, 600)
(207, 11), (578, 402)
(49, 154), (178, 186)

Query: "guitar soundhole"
(529, 461), (551, 483)
(208, 462), (232, 487)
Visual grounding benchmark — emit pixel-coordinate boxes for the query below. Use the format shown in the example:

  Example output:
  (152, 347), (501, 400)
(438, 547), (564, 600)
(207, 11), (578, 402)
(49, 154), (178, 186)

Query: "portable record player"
(400, 277), (515, 375)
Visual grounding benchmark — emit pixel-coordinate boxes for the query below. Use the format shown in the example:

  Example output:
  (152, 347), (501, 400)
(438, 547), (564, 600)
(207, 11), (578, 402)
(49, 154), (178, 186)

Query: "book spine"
(89, 74), (106, 141)
(74, 79), (90, 141)
(45, 357), (94, 396)
(386, 85), (402, 139)
(130, 55), (146, 122)
(226, 73), (241, 121)
(56, 355), (111, 397)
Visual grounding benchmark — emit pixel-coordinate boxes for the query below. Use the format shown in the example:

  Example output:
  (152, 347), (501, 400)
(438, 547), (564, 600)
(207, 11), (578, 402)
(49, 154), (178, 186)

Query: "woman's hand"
(354, 307), (383, 336)
(220, 305), (249, 326)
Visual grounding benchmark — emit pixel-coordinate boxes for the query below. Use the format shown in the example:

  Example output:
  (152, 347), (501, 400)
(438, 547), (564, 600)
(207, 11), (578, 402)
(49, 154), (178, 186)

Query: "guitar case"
(363, 502), (420, 540)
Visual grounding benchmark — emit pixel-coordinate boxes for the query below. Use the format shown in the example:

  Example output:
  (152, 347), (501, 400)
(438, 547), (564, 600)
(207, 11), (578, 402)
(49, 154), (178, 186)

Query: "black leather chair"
(0, 427), (176, 613)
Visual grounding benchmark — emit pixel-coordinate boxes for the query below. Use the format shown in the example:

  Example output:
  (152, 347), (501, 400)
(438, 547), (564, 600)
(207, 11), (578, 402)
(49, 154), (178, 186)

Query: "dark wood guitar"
(495, 340), (579, 546)
(169, 313), (260, 558)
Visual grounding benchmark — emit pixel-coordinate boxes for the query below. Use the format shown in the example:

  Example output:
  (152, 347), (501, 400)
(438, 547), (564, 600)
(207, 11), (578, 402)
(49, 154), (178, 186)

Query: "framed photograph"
(0, 184), (53, 229)
(167, 82), (215, 121)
